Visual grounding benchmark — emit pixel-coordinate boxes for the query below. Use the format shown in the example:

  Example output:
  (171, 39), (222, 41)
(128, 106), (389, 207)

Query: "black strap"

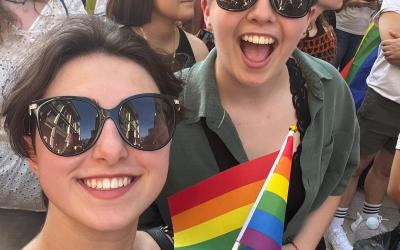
(144, 227), (174, 250)
(60, 0), (69, 16)
(201, 118), (239, 171)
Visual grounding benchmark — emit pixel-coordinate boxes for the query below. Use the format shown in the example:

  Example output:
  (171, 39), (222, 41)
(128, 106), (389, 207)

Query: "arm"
(186, 32), (210, 62)
(388, 150), (400, 206)
(283, 196), (341, 250)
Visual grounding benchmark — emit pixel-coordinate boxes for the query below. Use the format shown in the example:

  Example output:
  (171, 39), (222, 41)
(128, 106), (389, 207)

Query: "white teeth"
(82, 177), (133, 190)
(241, 35), (275, 45)
(110, 178), (118, 189)
(103, 178), (110, 189)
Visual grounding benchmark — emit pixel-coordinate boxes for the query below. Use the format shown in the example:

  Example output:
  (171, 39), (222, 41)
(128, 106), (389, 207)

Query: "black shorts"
(357, 87), (400, 157)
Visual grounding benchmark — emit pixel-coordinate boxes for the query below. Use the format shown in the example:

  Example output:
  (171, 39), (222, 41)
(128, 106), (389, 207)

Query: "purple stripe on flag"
(240, 228), (281, 250)
(247, 209), (283, 244)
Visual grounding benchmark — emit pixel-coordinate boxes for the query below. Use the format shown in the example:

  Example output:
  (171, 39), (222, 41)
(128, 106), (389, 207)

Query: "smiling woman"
(140, 0), (360, 249)
(2, 15), (182, 250)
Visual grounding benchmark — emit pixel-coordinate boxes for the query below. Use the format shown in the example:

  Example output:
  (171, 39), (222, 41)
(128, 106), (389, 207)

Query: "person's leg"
(334, 29), (349, 69)
(364, 149), (394, 205)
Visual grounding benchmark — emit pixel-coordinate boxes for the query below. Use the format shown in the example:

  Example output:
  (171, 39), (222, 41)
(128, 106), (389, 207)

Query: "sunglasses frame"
(28, 94), (180, 156)
(216, 0), (314, 18)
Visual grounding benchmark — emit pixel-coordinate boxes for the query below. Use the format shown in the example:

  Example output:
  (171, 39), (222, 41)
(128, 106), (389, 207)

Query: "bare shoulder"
(184, 31), (209, 62)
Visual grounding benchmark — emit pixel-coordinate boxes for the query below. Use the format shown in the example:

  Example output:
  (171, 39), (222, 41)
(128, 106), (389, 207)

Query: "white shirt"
(367, 0), (400, 104)
(0, 0), (85, 211)
(336, 6), (375, 35)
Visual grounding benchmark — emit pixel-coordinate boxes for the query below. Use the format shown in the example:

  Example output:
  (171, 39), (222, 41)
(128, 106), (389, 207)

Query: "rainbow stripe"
(237, 133), (294, 250)
(168, 151), (279, 249)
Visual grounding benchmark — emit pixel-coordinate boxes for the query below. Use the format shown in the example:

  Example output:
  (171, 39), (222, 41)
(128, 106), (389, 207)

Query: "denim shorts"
(357, 87), (400, 157)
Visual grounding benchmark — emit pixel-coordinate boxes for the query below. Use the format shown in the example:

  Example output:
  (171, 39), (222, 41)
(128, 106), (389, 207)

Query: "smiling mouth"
(81, 177), (134, 191)
(240, 34), (276, 63)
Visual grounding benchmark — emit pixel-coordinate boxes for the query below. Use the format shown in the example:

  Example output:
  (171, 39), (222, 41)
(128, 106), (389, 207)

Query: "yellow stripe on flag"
(174, 204), (253, 247)
(265, 173), (289, 202)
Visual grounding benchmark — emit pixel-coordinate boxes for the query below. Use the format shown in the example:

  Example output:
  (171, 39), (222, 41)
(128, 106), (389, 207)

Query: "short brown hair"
(2, 15), (182, 158)
(106, 0), (153, 27)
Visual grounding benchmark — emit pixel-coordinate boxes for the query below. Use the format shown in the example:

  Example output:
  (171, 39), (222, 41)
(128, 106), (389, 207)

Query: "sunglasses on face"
(216, 0), (314, 18)
(28, 94), (180, 157)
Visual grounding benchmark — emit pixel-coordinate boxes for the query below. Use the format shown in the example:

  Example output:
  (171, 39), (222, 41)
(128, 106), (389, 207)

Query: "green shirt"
(140, 49), (360, 241)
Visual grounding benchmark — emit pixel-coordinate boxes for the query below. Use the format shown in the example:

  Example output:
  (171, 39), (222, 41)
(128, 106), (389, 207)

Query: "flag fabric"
(341, 23), (380, 84)
(234, 127), (295, 250)
(168, 127), (296, 250)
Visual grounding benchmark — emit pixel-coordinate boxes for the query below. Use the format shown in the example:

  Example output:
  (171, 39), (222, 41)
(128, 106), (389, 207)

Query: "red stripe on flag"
(168, 151), (279, 216)
(281, 135), (293, 160)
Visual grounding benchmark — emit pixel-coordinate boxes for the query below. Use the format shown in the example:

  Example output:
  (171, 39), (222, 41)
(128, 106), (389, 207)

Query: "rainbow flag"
(168, 127), (296, 250)
(341, 23), (380, 84)
(234, 128), (295, 250)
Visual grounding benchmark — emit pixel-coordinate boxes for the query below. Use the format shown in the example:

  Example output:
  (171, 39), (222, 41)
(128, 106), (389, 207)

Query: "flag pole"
(232, 125), (297, 250)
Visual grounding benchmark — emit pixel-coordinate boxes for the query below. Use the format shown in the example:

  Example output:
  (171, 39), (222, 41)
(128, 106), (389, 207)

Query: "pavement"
(326, 190), (400, 249)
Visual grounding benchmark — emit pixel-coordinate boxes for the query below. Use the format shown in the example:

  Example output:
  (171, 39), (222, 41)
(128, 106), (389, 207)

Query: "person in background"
(2, 15), (183, 250)
(139, 0), (360, 249)
(107, 0), (209, 71)
(0, 0), (85, 248)
(298, 0), (343, 64)
(327, 0), (400, 249)
(335, 0), (379, 70)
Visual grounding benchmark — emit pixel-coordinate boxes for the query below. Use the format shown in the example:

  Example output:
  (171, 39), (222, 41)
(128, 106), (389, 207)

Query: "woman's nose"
(91, 119), (129, 165)
(246, 0), (277, 24)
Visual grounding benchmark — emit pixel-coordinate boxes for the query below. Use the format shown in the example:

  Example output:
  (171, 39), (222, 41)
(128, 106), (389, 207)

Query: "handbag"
(353, 222), (400, 250)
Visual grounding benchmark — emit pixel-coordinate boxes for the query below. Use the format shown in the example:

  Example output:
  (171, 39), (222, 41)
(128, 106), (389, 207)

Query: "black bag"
(354, 223), (400, 250)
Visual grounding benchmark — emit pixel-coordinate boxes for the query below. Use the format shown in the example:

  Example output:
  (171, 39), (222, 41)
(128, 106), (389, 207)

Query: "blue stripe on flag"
(246, 209), (283, 245)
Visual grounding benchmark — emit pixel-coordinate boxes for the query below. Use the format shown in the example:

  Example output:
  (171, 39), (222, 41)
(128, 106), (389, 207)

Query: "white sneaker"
(351, 212), (388, 242)
(326, 226), (353, 250)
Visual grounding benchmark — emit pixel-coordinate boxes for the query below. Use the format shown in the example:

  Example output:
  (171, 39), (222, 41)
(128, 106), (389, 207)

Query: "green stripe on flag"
(175, 229), (240, 250)
(258, 191), (286, 223)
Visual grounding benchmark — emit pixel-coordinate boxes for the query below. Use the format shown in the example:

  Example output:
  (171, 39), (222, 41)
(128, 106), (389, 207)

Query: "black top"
(173, 28), (196, 71)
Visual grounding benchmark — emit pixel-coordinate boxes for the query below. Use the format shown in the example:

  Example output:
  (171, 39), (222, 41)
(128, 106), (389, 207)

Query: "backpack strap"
(59, 0), (69, 15)
(200, 118), (239, 171)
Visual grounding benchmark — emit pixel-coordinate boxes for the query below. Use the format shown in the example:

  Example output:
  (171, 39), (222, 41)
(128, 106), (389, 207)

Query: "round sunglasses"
(28, 94), (180, 157)
(216, 0), (314, 18)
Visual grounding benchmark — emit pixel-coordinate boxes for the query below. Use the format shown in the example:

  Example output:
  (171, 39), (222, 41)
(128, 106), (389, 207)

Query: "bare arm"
(388, 150), (400, 206)
(186, 32), (210, 63)
(283, 196), (341, 250)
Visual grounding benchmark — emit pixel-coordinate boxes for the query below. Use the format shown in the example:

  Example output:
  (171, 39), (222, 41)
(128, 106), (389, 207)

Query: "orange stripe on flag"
(172, 180), (264, 232)
(274, 156), (291, 180)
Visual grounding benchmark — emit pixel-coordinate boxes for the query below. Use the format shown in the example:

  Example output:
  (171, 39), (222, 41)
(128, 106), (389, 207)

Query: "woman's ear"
(201, 0), (212, 31)
(308, 6), (317, 24)
(24, 136), (39, 176)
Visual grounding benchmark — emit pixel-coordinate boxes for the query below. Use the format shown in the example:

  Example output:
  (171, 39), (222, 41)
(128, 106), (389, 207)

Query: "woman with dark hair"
(298, 0), (343, 65)
(140, 0), (359, 249)
(2, 15), (182, 250)
(106, 0), (209, 71)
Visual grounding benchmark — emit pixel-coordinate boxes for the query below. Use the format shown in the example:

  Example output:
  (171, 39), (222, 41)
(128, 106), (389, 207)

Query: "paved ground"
(326, 190), (400, 249)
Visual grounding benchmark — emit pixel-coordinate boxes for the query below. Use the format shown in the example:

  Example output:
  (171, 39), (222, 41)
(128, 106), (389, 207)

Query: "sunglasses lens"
(272, 0), (311, 18)
(119, 96), (175, 151)
(216, 0), (257, 11)
(37, 99), (98, 156)
(216, 0), (311, 18)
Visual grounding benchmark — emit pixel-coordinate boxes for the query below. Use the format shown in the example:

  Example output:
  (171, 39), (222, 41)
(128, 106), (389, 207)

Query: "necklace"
(137, 26), (177, 64)
(4, 0), (28, 4)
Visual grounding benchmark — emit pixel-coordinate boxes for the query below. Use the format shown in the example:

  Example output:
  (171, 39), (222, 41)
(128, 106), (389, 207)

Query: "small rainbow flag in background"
(168, 126), (296, 250)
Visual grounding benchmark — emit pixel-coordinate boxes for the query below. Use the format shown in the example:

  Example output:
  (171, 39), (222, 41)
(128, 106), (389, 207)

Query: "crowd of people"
(0, 0), (399, 250)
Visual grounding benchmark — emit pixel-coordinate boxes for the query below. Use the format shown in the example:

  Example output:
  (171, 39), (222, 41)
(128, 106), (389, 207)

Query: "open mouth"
(240, 34), (276, 63)
(80, 176), (134, 191)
